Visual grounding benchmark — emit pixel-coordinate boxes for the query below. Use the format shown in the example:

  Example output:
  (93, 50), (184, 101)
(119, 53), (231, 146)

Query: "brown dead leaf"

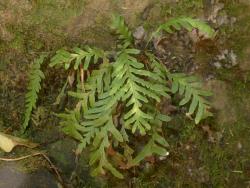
(68, 70), (75, 87)
(0, 132), (38, 152)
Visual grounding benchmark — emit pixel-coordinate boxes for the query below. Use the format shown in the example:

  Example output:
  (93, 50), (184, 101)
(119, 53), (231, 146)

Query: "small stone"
(229, 50), (237, 66)
(237, 142), (242, 150)
(217, 15), (229, 26)
(205, 74), (215, 81)
(133, 26), (146, 41)
(230, 17), (237, 24)
(214, 62), (222, 69)
(217, 53), (226, 61)
(224, 64), (232, 69)
(185, 145), (191, 150)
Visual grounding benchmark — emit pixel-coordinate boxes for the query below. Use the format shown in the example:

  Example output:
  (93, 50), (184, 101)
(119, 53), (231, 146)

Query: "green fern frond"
(22, 55), (46, 132)
(130, 107), (170, 165)
(51, 15), (214, 179)
(89, 119), (124, 179)
(111, 14), (133, 46)
(155, 17), (215, 38)
(131, 133), (168, 165)
(82, 92), (124, 178)
(67, 62), (112, 113)
(111, 49), (168, 135)
(57, 110), (85, 142)
(49, 46), (106, 70)
(49, 49), (74, 70)
(145, 52), (170, 83)
(65, 70), (124, 178)
(169, 73), (213, 124)
(85, 62), (112, 94)
(72, 46), (106, 70)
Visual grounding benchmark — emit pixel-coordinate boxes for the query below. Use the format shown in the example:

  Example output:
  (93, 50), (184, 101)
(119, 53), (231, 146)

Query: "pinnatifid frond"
(130, 108), (171, 165)
(111, 49), (169, 135)
(155, 17), (215, 38)
(169, 73), (213, 124)
(22, 55), (46, 132)
(145, 52), (170, 83)
(131, 120), (170, 165)
(81, 91), (124, 178)
(49, 46), (106, 70)
(111, 14), (133, 46)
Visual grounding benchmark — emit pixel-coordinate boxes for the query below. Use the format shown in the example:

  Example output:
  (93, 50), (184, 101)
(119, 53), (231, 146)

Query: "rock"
(133, 26), (146, 41)
(213, 61), (222, 69)
(237, 142), (243, 150)
(229, 50), (237, 66)
(207, 2), (224, 23)
(0, 163), (60, 188)
(216, 15), (229, 26)
(47, 138), (77, 178)
(217, 49), (227, 60)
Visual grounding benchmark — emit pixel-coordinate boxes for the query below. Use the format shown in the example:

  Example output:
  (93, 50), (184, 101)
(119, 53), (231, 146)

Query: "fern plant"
(24, 15), (215, 178)
(154, 17), (215, 38)
(22, 55), (46, 132)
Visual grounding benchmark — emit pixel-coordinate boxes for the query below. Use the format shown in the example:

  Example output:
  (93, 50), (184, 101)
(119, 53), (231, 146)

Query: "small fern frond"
(72, 46), (106, 70)
(111, 49), (168, 135)
(49, 46), (106, 70)
(86, 62), (112, 94)
(22, 55), (46, 132)
(155, 17), (215, 38)
(82, 93), (124, 178)
(67, 62), (112, 113)
(169, 73), (213, 124)
(49, 49), (74, 70)
(57, 110), (85, 142)
(89, 119), (124, 179)
(146, 52), (171, 83)
(130, 108), (170, 165)
(111, 14), (133, 46)
(131, 125), (169, 165)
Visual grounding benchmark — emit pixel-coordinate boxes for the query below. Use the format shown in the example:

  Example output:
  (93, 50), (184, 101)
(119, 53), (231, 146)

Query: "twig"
(0, 152), (63, 184)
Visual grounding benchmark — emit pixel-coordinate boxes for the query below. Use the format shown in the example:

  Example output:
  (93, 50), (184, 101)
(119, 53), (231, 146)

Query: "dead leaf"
(68, 70), (75, 87)
(0, 132), (38, 152)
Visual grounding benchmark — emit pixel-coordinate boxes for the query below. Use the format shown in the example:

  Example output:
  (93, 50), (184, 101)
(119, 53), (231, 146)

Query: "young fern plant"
(22, 55), (46, 132)
(23, 15), (215, 178)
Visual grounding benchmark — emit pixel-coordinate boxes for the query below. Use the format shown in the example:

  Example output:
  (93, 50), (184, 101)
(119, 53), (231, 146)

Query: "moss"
(222, 3), (250, 59)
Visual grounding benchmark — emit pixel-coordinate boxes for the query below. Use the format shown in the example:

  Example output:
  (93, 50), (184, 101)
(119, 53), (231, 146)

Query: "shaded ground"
(0, 163), (59, 188)
(0, 0), (250, 187)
